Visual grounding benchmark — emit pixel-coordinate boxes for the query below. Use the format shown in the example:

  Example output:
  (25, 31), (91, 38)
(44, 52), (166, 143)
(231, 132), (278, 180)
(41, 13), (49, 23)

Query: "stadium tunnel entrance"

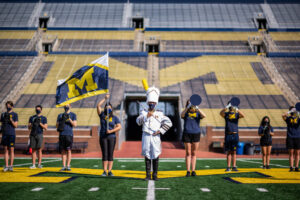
(132, 17), (144, 29)
(124, 95), (181, 142)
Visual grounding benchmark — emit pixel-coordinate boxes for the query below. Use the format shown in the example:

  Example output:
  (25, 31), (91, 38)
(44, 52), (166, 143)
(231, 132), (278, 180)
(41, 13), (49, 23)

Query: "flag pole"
(106, 99), (109, 133)
(106, 52), (109, 133)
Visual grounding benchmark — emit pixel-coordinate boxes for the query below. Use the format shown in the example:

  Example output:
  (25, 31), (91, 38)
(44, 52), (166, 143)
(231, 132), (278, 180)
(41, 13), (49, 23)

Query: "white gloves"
(288, 108), (297, 115)
(226, 103), (231, 109)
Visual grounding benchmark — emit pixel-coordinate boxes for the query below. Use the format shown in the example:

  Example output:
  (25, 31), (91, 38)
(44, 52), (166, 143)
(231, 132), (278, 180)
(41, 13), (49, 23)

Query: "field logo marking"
(0, 168), (299, 184)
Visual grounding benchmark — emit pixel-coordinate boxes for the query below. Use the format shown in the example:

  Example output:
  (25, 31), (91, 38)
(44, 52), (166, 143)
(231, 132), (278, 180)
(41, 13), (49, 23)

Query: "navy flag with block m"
(56, 53), (109, 107)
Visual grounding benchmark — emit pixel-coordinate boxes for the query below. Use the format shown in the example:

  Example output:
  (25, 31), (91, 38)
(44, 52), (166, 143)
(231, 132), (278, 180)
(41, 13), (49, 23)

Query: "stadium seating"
(42, 3), (124, 28)
(159, 55), (289, 127)
(0, 31), (35, 51)
(145, 32), (258, 52)
(271, 57), (300, 99)
(0, 56), (34, 103)
(10, 53), (290, 128)
(0, 2), (299, 29)
(269, 4), (300, 29)
(0, 3), (36, 27)
(46, 30), (135, 52)
(270, 32), (300, 52)
(0, 1), (299, 131)
(133, 3), (261, 28)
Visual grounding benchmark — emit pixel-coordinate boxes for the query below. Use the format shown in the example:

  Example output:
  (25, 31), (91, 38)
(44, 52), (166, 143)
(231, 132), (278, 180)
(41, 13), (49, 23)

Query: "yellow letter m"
(67, 67), (98, 99)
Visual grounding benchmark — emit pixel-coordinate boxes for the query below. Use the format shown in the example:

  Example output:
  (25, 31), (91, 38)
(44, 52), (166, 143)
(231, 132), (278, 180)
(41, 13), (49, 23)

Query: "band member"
(28, 105), (48, 169)
(136, 87), (172, 181)
(258, 116), (274, 169)
(181, 100), (206, 177)
(282, 106), (300, 172)
(56, 104), (77, 171)
(97, 94), (121, 177)
(220, 102), (245, 172)
(1, 101), (18, 172)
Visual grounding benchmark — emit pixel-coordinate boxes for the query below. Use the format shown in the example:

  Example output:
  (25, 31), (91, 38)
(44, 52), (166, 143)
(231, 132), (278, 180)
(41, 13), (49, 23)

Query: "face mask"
(104, 108), (112, 115)
(36, 109), (41, 115)
(148, 103), (156, 110)
(6, 107), (12, 112)
(64, 106), (70, 112)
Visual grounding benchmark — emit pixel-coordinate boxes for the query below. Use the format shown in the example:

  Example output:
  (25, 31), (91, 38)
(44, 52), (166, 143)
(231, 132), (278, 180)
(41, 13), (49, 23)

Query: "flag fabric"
(55, 53), (109, 107)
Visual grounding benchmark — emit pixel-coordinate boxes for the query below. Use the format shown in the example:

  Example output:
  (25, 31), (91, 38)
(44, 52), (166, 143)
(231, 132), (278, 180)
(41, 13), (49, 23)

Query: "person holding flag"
(97, 93), (121, 176)
(55, 53), (109, 171)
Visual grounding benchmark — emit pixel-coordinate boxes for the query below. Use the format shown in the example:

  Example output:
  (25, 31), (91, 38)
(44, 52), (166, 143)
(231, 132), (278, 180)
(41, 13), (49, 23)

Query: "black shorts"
(182, 133), (200, 143)
(1, 135), (15, 147)
(260, 139), (272, 147)
(225, 134), (239, 151)
(286, 137), (300, 150)
(30, 134), (43, 149)
(59, 135), (73, 152)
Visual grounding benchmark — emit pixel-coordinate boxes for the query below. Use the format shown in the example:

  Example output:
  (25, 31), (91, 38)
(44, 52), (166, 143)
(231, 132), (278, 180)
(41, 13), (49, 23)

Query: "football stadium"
(0, 0), (300, 199)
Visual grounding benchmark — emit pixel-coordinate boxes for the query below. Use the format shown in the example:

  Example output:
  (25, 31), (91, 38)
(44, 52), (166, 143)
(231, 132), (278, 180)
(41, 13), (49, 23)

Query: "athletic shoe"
(8, 166), (13, 172)
(66, 166), (71, 171)
(60, 167), (66, 171)
(186, 171), (191, 177)
(3, 167), (9, 172)
(37, 164), (43, 169)
(191, 171), (196, 176)
(101, 171), (107, 176)
(289, 167), (293, 172)
(232, 167), (239, 172)
(262, 166), (266, 169)
(29, 165), (36, 169)
(266, 165), (271, 169)
(108, 171), (114, 176)
(225, 167), (231, 172)
(295, 167), (299, 172)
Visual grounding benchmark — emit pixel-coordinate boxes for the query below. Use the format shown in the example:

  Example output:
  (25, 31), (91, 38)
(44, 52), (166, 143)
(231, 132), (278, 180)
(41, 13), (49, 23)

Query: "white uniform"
(136, 109), (172, 159)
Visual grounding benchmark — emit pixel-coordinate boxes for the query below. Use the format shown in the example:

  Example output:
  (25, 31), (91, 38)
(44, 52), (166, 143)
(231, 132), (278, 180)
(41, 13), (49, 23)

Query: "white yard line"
(118, 159), (185, 163)
(257, 188), (268, 192)
(146, 180), (155, 200)
(132, 181), (170, 200)
(200, 188), (211, 192)
(13, 159), (61, 167)
(88, 187), (99, 192)
(31, 187), (43, 191)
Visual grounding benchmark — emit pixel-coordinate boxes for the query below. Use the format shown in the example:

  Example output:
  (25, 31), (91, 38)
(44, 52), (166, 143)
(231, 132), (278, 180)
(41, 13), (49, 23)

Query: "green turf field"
(0, 158), (299, 200)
